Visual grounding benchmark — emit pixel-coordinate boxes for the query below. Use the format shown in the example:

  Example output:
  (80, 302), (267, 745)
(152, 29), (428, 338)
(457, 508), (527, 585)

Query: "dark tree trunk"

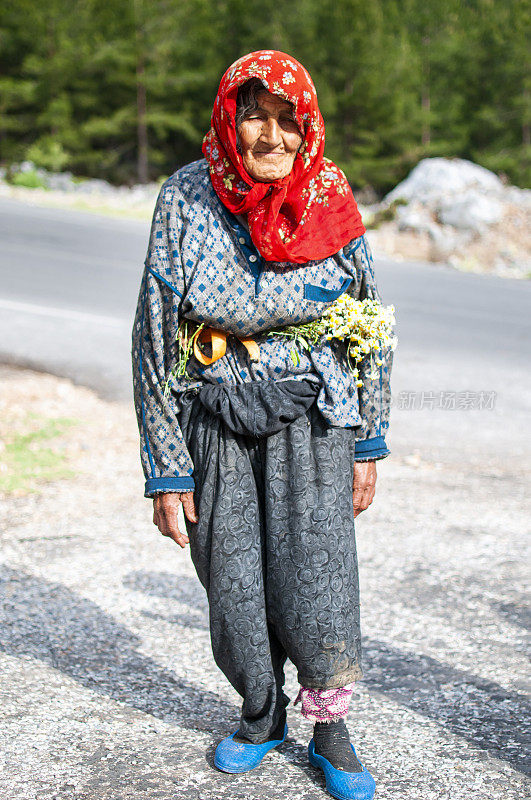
(422, 87), (431, 147)
(136, 52), (149, 184)
(523, 89), (530, 147)
(421, 36), (431, 147)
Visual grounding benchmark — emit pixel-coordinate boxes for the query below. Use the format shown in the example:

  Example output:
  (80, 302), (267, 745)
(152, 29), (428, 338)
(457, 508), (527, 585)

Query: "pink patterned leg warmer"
(294, 682), (356, 722)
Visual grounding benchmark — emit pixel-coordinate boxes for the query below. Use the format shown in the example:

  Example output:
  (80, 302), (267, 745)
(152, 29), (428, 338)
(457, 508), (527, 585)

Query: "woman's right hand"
(153, 491), (198, 548)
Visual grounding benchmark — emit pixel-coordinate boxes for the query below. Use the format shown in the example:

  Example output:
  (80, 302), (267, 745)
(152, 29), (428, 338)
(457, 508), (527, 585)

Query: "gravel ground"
(0, 365), (529, 800)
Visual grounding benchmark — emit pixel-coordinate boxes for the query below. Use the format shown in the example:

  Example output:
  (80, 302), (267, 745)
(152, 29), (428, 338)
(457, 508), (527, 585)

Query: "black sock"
(233, 710), (286, 744)
(313, 719), (363, 772)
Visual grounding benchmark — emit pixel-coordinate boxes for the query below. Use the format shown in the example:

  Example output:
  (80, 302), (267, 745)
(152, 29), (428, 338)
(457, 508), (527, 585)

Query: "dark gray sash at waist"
(180, 378), (320, 438)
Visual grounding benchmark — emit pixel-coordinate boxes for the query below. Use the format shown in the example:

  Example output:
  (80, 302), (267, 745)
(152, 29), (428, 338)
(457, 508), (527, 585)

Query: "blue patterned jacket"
(132, 159), (394, 498)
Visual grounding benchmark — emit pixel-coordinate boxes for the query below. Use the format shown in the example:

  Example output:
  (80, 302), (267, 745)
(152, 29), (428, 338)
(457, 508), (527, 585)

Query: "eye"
(279, 116), (301, 133)
(246, 111), (267, 121)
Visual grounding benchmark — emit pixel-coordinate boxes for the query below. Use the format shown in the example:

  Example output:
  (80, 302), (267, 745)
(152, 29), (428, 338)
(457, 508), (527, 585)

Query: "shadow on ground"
(0, 564), (235, 739)
(1, 565), (529, 778)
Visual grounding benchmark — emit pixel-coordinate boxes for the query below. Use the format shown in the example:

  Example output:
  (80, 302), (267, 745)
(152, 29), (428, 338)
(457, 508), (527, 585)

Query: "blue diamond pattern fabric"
(132, 160), (394, 496)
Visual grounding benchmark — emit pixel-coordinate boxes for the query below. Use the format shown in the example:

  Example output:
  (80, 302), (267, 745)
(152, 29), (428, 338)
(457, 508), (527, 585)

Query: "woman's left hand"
(352, 460), (377, 518)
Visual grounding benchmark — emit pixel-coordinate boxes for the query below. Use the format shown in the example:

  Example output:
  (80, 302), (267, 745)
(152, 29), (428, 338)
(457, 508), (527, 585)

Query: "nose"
(261, 117), (282, 146)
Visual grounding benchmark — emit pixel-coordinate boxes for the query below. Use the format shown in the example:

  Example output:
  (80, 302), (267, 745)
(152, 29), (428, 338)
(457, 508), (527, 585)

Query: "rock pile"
(365, 158), (531, 279)
(0, 161), (160, 216)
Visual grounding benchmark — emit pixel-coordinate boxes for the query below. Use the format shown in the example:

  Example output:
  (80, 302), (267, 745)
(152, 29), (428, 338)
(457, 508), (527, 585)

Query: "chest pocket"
(303, 276), (352, 302)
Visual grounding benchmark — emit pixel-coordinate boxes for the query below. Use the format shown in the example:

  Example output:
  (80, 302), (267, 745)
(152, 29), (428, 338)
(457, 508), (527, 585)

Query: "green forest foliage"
(0, 0), (529, 193)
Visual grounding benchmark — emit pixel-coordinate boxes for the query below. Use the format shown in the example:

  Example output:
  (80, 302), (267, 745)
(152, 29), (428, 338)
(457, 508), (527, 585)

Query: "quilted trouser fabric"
(177, 382), (363, 744)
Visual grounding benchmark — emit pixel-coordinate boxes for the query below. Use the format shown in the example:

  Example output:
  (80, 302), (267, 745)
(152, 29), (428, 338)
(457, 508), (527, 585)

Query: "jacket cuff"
(354, 435), (390, 461)
(144, 476), (195, 498)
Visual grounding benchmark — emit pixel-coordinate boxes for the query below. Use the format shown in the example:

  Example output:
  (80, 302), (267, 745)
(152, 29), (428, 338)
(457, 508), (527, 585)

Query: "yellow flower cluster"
(268, 295), (397, 384)
(320, 295), (397, 386)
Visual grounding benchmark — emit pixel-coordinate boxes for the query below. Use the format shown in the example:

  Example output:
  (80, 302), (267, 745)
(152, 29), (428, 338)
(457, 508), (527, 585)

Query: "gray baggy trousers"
(177, 380), (363, 743)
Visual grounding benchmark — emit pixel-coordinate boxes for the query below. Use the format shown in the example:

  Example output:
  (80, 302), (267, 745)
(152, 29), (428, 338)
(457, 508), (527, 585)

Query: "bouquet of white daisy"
(269, 295), (397, 387)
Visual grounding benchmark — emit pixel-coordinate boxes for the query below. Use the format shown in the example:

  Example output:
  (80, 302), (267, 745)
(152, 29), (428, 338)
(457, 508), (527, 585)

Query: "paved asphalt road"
(0, 197), (529, 798)
(0, 195), (530, 467)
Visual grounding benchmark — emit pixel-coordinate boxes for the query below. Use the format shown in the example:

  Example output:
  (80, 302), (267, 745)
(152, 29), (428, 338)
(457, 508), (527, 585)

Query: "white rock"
(437, 192), (504, 231)
(19, 160), (38, 173)
(395, 205), (435, 234)
(428, 225), (474, 259)
(74, 178), (115, 195)
(47, 173), (76, 192)
(504, 185), (531, 208)
(385, 157), (505, 206)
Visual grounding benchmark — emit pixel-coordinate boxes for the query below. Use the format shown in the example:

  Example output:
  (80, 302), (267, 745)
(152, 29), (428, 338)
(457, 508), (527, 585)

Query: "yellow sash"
(193, 327), (260, 365)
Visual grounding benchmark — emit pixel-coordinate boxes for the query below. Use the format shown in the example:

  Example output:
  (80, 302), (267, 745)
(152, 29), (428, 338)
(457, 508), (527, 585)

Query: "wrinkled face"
(237, 90), (303, 182)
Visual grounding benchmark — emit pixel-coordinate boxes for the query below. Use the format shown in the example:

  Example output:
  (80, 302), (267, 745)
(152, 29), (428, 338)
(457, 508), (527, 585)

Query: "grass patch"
(10, 169), (48, 190)
(64, 199), (152, 220)
(0, 415), (78, 495)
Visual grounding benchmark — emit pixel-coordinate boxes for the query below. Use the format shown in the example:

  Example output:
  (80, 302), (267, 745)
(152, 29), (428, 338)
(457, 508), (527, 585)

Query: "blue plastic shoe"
(308, 739), (376, 800)
(214, 724), (288, 773)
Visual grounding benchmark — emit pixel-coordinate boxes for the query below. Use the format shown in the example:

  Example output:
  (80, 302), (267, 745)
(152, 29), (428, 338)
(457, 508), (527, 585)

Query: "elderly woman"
(132, 50), (393, 800)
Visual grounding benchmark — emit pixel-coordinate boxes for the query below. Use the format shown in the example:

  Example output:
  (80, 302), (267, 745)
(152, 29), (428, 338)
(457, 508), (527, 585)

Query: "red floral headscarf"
(202, 50), (365, 264)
